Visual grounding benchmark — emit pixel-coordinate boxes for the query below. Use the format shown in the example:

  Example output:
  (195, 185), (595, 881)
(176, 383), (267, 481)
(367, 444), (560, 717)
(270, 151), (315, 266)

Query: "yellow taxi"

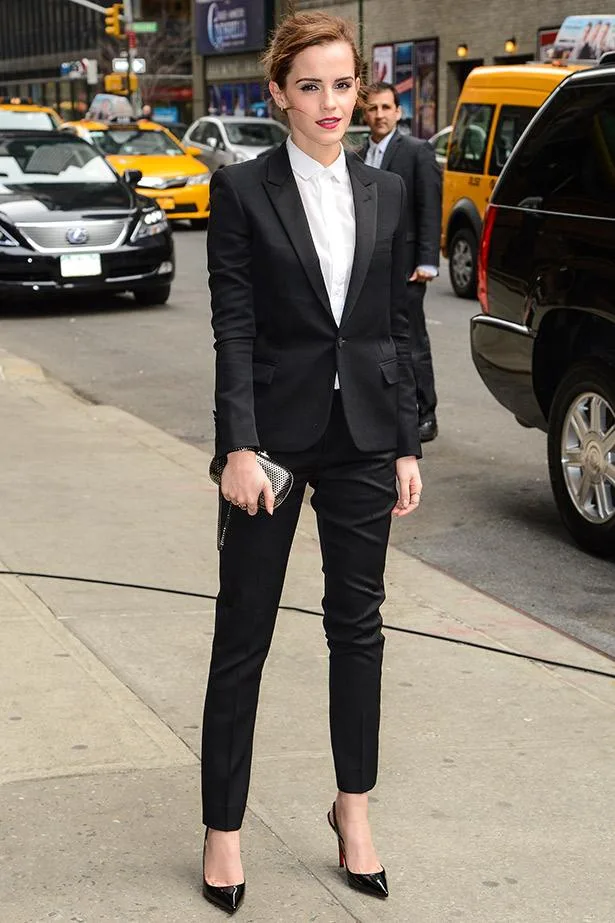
(0, 98), (62, 130)
(442, 63), (582, 298)
(61, 119), (211, 227)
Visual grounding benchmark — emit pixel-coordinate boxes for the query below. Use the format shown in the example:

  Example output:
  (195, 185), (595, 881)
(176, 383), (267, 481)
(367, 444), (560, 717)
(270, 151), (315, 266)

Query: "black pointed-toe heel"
(202, 831), (246, 915)
(327, 802), (389, 900)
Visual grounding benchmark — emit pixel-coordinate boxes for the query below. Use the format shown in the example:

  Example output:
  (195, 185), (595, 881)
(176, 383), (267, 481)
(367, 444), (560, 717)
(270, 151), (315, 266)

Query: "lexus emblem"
(66, 227), (89, 245)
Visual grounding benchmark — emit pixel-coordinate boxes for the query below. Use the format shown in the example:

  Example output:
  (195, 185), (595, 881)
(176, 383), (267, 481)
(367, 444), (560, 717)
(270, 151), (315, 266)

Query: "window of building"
(497, 83), (615, 220)
(488, 105), (537, 176)
(447, 103), (494, 174)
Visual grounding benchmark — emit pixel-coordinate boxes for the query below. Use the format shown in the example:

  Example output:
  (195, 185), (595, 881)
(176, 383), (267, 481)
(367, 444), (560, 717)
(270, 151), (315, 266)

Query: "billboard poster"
(393, 41), (413, 123)
(372, 44), (394, 83)
(550, 14), (615, 62)
(196, 0), (268, 56)
(414, 39), (438, 139)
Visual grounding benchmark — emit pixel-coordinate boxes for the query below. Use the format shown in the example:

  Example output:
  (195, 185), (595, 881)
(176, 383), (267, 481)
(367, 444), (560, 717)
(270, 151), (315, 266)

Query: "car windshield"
(344, 127), (370, 152)
(90, 128), (185, 156)
(223, 121), (287, 147)
(0, 136), (117, 186)
(0, 110), (57, 130)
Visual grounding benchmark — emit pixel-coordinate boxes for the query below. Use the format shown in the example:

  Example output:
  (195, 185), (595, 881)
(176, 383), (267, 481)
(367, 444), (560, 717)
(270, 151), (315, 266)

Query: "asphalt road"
(1, 226), (614, 657)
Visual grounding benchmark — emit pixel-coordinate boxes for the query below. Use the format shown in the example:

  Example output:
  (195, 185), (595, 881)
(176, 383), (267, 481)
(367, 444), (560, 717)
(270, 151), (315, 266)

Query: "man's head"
(364, 82), (401, 142)
(141, 104), (152, 118)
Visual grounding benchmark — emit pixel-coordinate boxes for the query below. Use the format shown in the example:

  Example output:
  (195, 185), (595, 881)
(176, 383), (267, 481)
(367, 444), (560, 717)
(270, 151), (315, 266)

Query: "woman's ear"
(268, 81), (286, 112)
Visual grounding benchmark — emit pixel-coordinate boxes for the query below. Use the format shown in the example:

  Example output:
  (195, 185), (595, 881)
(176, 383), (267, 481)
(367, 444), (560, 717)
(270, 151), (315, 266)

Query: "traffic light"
(104, 4), (123, 38)
(104, 73), (137, 94)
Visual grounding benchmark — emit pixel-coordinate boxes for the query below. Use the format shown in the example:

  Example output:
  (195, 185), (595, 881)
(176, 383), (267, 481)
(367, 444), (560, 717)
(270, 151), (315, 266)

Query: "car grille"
(15, 220), (128, 252)
(165, 203), (197, 214)
(140, 177), (187, 190)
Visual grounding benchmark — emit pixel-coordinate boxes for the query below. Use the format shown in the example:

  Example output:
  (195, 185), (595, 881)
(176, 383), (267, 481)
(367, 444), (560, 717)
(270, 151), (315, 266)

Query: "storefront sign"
(536, 27), (559, 62)
(196, 0), (268, 56)
(372, 45), (394, 83)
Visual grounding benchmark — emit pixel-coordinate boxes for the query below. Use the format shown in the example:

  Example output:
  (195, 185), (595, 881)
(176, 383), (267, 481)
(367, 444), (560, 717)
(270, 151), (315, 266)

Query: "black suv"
(471, 63), (615, 556)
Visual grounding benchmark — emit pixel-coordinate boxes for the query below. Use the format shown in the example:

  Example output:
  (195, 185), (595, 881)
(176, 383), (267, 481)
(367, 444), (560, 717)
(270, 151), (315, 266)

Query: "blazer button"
(336, 337), (346, 348)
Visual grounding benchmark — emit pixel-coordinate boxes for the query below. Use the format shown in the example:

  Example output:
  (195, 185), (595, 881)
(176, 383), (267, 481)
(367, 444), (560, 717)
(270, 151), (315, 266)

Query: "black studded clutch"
(209, 452), (294, 549)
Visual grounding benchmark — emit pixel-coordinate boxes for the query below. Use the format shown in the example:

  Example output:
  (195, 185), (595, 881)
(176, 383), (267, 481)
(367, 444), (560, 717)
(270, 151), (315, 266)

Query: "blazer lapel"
(263, 144), (333, 320)
(341, 153), (377, 327)
(379, 130), (402, 172)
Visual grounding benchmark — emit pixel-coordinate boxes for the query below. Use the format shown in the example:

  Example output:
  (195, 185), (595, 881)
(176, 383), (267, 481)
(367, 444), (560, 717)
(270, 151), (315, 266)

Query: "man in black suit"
(362, 82), (442, 442)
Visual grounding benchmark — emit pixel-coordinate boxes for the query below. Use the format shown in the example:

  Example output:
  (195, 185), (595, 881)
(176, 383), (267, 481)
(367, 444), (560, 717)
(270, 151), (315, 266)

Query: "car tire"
(547, 358), (615, 557)
(133, 283), (171, 307)
(449, 228), (478, 299)
(190, 218), (208, 230)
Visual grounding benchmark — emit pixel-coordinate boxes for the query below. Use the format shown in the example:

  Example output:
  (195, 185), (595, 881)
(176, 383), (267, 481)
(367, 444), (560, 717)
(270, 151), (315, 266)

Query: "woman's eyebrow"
(295, 75), (354, 83)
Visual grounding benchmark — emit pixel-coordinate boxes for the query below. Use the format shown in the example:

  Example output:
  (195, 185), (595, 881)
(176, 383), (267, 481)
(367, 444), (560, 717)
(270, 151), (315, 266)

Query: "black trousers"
(201, 395), (397, 830)
(408, 281), (437, 422)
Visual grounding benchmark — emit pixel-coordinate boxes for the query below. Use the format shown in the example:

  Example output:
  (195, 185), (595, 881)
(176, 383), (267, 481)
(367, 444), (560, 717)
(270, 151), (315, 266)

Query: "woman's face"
(270, 41), (359, 161)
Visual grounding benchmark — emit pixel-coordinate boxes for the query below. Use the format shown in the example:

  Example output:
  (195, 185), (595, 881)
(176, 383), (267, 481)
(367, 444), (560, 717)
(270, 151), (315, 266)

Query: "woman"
(201, 11), (422, 914)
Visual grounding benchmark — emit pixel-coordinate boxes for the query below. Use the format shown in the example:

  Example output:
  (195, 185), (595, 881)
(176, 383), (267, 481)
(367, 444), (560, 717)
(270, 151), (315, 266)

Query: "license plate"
(157, 197), (175, 210)
(60, 253), (102, 278)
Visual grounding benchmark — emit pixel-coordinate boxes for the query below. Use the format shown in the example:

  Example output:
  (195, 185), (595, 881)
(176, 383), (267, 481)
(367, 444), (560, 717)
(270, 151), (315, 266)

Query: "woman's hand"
(392, 456), (422, 517)
(221, 451), (275, 516)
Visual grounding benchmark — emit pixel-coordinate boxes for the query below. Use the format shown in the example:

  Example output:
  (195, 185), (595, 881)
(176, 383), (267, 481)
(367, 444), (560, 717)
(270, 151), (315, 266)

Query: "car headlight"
(186, 172), (211, 186)
(0, 223), (18, 247)
(131, 208), (168, 241)
(138, 175), (166, 189)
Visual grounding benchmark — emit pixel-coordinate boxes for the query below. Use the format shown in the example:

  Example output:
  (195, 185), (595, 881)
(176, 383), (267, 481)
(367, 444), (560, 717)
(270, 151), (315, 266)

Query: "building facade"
(0, 0), (193, 122)
(193, 0), (610, 132)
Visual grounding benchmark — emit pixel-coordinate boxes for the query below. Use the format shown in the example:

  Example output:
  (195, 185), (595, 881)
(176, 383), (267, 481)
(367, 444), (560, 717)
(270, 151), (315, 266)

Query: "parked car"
(428, 125), (451, 170)
(0, 130), (174, 305)
(61, 119), (211, 229)
(183, 116), (289, 171)
(442, 61), (582, 299)
(470, 61), (615, 555)
(343, 124), (370, 154)
(0, 98), (62, 131)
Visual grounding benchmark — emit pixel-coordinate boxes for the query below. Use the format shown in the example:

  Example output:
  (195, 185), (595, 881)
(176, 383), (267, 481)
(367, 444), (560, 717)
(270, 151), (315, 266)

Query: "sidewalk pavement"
(1, 345), (615, 923)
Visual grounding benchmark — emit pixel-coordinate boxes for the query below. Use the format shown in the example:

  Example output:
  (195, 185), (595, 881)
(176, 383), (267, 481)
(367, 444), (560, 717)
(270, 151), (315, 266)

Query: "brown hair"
(262, 11), (362, 89)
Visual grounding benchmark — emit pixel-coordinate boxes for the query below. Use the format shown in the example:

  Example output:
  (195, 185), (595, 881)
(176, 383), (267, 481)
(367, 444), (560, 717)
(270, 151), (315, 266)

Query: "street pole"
(358, 0), (364, 63)
(123, 0), (137, 113)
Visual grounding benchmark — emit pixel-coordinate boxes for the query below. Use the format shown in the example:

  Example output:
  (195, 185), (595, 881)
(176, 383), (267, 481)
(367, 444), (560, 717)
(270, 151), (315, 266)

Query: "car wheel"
(133, 283), (171, 307)
(548, 359), (615, 557)
(449, 228), (477, 299)
(190, 218), (208, 230)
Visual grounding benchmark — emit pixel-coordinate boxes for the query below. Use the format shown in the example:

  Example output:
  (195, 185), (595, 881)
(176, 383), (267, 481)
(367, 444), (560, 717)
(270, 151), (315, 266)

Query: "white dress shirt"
(364, 126), (396, 169)
(287, 137), (356, 388)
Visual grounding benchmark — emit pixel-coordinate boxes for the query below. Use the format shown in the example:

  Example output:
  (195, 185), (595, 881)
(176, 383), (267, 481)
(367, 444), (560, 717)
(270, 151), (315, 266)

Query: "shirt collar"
(368, 126), (397, 154)
(287, 136), (347, 182)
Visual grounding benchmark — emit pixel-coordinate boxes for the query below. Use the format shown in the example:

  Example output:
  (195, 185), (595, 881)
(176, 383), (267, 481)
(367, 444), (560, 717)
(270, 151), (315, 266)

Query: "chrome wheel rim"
(561, 391), (615, 524)
(451, 239), (473, 290)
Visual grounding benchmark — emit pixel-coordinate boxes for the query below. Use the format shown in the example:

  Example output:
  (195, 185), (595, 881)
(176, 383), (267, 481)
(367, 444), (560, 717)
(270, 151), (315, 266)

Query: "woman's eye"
(336, 82), (353, 90)
(299, 83), (318, 92)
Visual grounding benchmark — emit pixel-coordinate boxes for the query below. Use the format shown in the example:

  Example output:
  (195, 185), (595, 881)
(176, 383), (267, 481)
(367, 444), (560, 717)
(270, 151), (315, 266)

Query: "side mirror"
(184, 145), (204, 157)
(205, 136), (219, 150)
(123, 168), (143, 186)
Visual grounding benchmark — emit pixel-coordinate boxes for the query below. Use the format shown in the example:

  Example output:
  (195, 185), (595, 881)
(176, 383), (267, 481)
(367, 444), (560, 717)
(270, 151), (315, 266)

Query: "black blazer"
(360, 130), (442, 269)
(207, 143), (421, 460)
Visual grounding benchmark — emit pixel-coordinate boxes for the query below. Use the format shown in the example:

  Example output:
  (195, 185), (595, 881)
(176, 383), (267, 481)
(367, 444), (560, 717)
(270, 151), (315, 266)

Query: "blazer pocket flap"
(379, 358), (399, 385)
(252, 361), (276, 384)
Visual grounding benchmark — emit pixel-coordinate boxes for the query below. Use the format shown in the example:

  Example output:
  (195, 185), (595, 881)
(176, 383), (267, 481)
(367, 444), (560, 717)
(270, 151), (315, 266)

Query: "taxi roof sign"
(550, 15), (615, 63)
